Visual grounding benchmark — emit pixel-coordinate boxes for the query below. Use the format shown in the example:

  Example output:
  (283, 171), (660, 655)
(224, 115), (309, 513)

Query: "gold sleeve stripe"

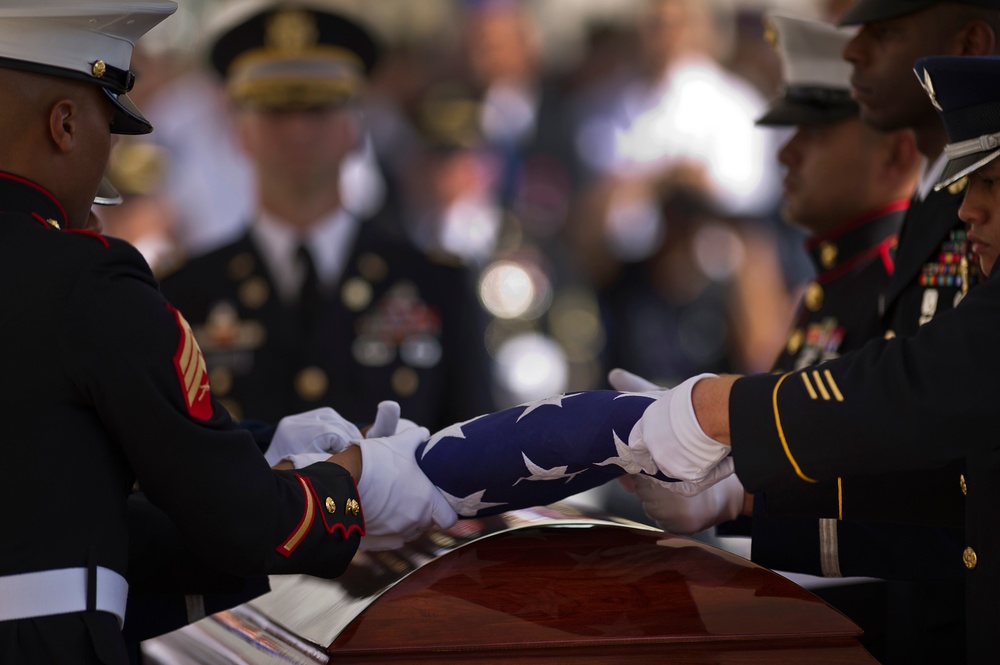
(178, 318), (201, 403)
(800, 372), (818, 399)
(773, 373), (818, 483)
(824, 370), (844, 401)
(837, 477), (843, 520)
(277, 476), (315, 556)
(812, 370), (831, 400)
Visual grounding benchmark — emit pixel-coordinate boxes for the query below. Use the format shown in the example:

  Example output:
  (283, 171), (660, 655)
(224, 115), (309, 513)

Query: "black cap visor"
(838, 0), (936, 26)
(936, 148), (1000, 191)
(756, 96), (859, 127)
(104, 88), (152, 135)
(93, 176), (123, 206)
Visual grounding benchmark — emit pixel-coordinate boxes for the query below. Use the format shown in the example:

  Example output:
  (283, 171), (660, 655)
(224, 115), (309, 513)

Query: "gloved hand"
(626, 472), (746, 534)
(355, 426), (458, 550)
(610, 368), (733, 493)
(608, 367), (661, 393)
(364, 400), (419, 439)
(265, 407), (363, 469)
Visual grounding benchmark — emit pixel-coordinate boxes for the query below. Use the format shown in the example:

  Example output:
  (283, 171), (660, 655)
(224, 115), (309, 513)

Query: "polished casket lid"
(144, 505), (876, 664)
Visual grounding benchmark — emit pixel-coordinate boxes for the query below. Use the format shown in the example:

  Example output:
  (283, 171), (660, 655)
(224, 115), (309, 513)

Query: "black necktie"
(296, 243), (320, 332)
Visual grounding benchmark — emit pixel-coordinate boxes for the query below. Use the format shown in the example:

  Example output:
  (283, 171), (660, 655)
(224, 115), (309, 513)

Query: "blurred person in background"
(569, 0), (800, 384)
(159, 0), (494, 431)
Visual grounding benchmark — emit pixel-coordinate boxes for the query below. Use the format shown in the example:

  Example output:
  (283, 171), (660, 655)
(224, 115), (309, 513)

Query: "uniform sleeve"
(61, 240), (362, 578)
(730, 273), (1000, 493)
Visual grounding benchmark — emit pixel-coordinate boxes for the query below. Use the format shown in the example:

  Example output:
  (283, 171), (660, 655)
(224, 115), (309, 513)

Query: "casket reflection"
(143, 504), (876, 664)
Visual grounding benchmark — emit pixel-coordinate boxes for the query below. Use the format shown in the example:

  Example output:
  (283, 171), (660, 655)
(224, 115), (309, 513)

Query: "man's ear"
(955, 19), (996, 57)
(48, 98), (77, 153)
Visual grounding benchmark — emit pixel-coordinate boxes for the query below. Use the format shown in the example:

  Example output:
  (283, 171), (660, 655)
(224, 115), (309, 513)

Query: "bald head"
(0, 68), (115, 228)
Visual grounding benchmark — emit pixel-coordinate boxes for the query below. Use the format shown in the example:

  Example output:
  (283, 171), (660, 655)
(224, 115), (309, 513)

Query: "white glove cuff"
(638, 373), (729, 481)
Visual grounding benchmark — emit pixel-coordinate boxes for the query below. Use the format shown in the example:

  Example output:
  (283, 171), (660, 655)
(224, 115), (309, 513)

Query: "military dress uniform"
(749, 200), (969, 578)
(730, 55), (1000, 664)
(159, 215), (493, 431)
(0, 173), (364, 664)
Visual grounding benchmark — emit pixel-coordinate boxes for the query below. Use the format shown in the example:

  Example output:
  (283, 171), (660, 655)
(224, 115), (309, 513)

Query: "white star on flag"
(514, 452), (588, 485)
(440, 488), (507, 517)
(516, 392), (584, 422)
(596, 430), (658, 475)
(420, 414), (487, 460)
(415, 390), (694, 518)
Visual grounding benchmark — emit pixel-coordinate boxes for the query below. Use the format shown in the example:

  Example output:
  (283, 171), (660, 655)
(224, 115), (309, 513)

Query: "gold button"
(346, 498), (360, 516)
(209, 367), (233, 396)
(46, 218), (61, 230)
(227, 253), (255, 280)
(357, 252), (388, 282)
(92, 60), (106, 78)
(786, 328), (804, 355)
(883, 329), (896, 340)
(218, 398), (243, 422)
(804, 282), (824, 312)
(325, 497), (336, 514)
(295, 367), (328, 401)
(341, 277), (373, 311)
(960, 474), (968, 496)
(391, 366), (419, 397)
(819, 242), (838, 269)
(963, 546), (977, 570)
(238, 277), (270, 309)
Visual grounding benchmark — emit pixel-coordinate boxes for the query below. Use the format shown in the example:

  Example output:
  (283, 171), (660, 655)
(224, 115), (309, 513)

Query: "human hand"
(265, 407), (363, 469)
(625, 472), (745, 534)
(355, 427), (457, 549)
(608, 367), (662, 393)
(364, 400), (419, 439)
(622, 372), (732, 490)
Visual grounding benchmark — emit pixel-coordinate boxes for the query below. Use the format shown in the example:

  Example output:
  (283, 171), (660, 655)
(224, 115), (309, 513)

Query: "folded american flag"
(416, 390), (673, 517)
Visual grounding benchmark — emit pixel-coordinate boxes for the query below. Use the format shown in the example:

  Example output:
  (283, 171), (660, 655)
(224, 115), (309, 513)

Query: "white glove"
(608, 367), (661, 393)
(630, 472), (745, 534)
(355, 427), (458, 549)
(615, 370), (732, 492)
(364, 400), (419, 439)
(265, 407), (363, 469)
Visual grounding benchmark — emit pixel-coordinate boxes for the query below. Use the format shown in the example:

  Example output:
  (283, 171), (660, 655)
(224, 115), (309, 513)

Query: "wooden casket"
(142, 504), (876, 664)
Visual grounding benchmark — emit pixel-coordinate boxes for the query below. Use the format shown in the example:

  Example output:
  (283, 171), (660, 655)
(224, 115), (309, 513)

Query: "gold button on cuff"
(960, 474), (968, 496)
(325, 497), (336, 514)
(346, 498), (360, 516)
(963, 546), (977, 570)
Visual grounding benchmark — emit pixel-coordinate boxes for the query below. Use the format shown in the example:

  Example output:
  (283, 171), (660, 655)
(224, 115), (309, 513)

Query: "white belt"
(0, 566), (128, 628)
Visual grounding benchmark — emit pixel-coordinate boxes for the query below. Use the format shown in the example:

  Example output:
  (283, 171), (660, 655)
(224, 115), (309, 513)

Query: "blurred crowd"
(101, 0), (842, 410)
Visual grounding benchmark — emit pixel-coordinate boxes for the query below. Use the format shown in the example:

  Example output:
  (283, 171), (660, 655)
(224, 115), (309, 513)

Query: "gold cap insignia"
(763, 17), (778, 50)
(266, 10), (319, 52)
(92, 60), (106, 78)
